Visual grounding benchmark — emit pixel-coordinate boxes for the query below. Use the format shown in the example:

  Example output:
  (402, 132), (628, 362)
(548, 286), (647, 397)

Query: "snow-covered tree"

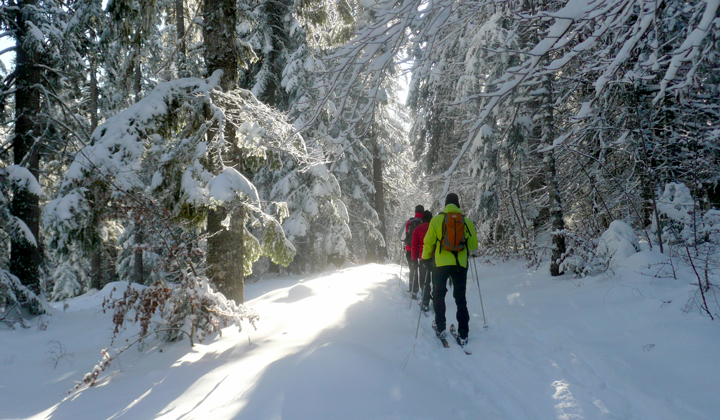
(44, 71), (300, 336)
(317, 0), (720, 274)
(0, 166), (45, 319)
(255, 161), (351, 272)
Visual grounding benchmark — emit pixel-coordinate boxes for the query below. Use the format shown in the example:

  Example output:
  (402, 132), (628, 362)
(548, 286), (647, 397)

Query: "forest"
(1, 0), (719, 335)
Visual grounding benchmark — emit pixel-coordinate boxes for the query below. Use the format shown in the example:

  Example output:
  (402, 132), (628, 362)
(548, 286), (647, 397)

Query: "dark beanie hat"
(422, 210), (433, 222)
(445, 193), (460, 207)
(415, 205), (424, 214)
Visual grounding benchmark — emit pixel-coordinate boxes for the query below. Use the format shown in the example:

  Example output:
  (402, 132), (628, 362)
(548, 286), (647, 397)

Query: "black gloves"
(421, 259), (433, 269)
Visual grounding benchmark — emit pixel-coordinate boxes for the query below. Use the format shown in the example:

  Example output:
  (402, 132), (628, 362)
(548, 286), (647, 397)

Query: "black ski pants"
(432, 265), (469, 339)
(409, 260), (419, 294)
(406, 251), (419, 293)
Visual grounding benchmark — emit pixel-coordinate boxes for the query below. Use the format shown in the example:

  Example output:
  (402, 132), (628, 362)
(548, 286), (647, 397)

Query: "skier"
(421, 193), (478, 346)
(411, 210), (434, 308)
(400, 205), (424, 294)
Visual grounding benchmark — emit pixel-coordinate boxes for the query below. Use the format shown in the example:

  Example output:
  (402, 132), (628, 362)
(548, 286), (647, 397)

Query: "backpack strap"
(437, 212), (445, 254)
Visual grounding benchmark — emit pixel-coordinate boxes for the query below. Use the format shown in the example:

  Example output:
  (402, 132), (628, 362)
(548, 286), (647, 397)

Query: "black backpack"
(404, 217), (422, 247)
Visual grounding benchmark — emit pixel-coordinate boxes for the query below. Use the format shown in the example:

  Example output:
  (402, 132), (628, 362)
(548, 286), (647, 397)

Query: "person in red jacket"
(411, 210), (434, 308)
(400, 205), (424, 293)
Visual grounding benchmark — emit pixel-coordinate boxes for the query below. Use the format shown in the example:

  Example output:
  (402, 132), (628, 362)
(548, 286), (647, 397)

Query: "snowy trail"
(458, 259), (717, 420)
(1, 257), (717, 420)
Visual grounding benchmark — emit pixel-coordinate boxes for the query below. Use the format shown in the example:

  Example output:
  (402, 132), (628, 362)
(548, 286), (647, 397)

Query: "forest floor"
(1, 252), (718, 420)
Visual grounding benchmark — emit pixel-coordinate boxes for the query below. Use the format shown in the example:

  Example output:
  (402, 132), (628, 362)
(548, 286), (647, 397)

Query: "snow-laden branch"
(655, 0), (720, 103)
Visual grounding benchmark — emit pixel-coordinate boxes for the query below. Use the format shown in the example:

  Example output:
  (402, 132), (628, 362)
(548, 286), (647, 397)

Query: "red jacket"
(411, 221), (430, 260)
(404, 213), (423, 251)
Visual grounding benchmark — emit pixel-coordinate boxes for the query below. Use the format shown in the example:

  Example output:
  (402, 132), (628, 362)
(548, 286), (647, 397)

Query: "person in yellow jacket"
(421, 193), (478, 344)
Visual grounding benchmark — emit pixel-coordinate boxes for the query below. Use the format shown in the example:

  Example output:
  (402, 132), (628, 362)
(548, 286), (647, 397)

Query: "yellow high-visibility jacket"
(422, 204), (478, 268)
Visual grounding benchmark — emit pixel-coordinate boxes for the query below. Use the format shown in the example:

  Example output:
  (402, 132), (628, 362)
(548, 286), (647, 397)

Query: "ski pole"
(408, 260), (417, 309)
(398, 243), (405, 287)
(415, 266), (431, 338)
(471, 256), (488, 328)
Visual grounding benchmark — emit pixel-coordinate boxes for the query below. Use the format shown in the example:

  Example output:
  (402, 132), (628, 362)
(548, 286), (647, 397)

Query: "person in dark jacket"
(421, 193), (478, 344)
(400, 205), (423, 294)
(411, 210), (434, 309)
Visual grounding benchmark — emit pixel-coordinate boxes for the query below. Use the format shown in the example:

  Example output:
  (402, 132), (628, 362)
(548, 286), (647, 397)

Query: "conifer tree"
(6, 0), (43, 295)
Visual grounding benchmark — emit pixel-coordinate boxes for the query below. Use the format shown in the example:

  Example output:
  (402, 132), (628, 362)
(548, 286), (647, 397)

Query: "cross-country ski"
(450, 324), (472, 355)
(432, 320), (451, 348)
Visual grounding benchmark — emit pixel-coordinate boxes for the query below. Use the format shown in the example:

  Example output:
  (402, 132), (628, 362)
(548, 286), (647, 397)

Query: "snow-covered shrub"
(559, 229), (600, 277)
(653, 183), (696, 245)
(652, 183), (720, 247)
(104, 270), (258, 345)
(594, 220), (641, 269)
(474, 217), (543, 265)
(700, 210), (720, 245)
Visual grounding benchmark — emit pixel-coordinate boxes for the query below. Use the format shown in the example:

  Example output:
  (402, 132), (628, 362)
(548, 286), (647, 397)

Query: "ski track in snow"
(0, 257), (717, 420)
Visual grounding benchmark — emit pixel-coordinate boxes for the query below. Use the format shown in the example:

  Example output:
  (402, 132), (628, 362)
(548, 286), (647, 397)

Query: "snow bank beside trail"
(472, 253), (718, 420)
(49, 281), (145, 312)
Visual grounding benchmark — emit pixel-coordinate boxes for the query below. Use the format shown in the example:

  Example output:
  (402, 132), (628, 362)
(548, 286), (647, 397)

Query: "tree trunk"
(133, 230), (144, 285)
(541, 74), (566, 276)
(10, 0), (43, 295)
(204, 0), (238, 91)
(132, 60), (144, 284)
(204, 0), (244, 302)
(206, 207), (245, 302)
(90, 251), (103, 290)
(133, 58), (142, 103)
(372, 141), (387, 261)
(235, 207), (245, 302)
(89, 59), (103, 290)
(175, 0), (188, 77)
(89, 59), (99, 132)
(546, 149), (566, 276)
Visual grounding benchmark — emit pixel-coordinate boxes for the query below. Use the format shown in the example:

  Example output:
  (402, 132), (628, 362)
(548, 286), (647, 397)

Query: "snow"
(12, 217), (37, 248)
(5, 165), (42, 196)
(62, 76), (218, 192)
(574, 101), (593, 120)
(1, 259), (718, 419)
(655, 0), (720, 103)
(207, 167), (261, 203)
(596, 220), (641, 268)
(283, 213), (309, 238)
(656, 182), (694, 224)
(150, 170), (163, 190)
